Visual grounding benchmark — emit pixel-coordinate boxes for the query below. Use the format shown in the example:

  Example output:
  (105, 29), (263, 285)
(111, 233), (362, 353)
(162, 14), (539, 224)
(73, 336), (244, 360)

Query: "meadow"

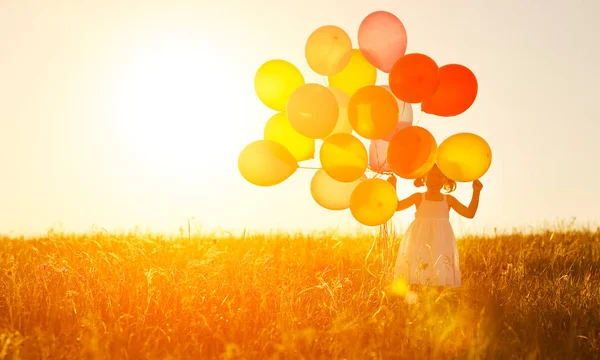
(1, 225), (599, 359)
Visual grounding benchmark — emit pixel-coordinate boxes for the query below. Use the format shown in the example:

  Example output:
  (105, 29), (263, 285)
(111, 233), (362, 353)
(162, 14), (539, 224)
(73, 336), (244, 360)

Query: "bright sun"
(112, 32), (230, 176)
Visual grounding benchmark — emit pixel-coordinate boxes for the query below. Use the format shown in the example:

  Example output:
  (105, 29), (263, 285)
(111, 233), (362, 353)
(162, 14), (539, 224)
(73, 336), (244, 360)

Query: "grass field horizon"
(2, 215), (595, 241)
(2, 224), (599, 359)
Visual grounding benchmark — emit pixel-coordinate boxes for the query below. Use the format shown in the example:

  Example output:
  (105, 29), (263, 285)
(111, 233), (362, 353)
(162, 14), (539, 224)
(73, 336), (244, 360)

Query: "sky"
(1, 0), (599, 238)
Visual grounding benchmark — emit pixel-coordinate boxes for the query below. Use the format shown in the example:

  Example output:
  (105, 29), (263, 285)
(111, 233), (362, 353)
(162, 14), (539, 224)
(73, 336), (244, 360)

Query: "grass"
(0, 226), (599, 359)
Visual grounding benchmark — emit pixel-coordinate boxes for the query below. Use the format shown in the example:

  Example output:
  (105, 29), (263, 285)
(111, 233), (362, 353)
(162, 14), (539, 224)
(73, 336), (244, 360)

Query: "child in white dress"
(387, 165), (483, 288)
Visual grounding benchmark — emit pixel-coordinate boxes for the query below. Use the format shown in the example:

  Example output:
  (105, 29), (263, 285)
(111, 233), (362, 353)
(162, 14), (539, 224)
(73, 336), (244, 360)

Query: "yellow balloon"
(238, 140), (298, 186)
(254, 59), (305, 111)
(305, 25), (353, 76)
(328, 87), (353, 135)
(437, 133), (492, 182)
(350, 178), (398, 226)
(348, 85), (399, 140)
(287, 83), (339, 139)
(320, 133), (368, 182)
(311, 169), (366, 210)
(328, 49), (377, 97)
(264, 112), (315, 161)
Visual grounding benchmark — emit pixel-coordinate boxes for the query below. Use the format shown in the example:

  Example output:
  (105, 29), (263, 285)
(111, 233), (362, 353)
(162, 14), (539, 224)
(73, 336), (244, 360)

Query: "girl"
(387, 164), (483, 288)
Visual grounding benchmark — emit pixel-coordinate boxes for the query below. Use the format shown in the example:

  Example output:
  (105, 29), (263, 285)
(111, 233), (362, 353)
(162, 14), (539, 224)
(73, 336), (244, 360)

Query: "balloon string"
(401, 102), (406, 123)
(298, 166), (388, 177)
(416, 110), (424, 126)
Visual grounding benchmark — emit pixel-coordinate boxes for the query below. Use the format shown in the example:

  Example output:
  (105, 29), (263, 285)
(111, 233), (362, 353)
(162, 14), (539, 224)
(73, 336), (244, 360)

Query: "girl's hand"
(387, 174), (397, 188)
(473, 179), (483, 192)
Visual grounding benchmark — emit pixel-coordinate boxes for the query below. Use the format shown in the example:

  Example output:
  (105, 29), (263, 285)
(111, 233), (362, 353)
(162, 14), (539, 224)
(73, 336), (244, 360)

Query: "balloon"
(358, 11), (408, 73)
(387, 126), (437, 179)
(238, 140), (298, 186)
(380, 85), (413, 141)
(436, 133), (491, 182)
(347, 85), (399, 140)
(264, 112), (315, 161)
(421, 64), (478, 117)
(328, 49), (377, 97)
(383, 118), (413, 143)
(254, 60), (305, 111)
(328, 87), (353, 134)
(305, 25), (353, 76)
(287, 83), (339, 139)
(320, 133), (368, 182)
(311, 169), (366, 210)
(369, 139), (391, 173)
(388, 53), (439, 104)
(350, 178), (398, 226)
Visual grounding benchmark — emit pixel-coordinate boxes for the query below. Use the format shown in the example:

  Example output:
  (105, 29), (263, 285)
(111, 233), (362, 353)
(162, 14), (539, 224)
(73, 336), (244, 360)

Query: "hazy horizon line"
(1, 217), (596, 240)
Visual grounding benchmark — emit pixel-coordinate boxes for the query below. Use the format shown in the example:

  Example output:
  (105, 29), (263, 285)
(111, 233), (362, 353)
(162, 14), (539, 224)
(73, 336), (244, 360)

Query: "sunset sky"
(1, 0), (599, 237)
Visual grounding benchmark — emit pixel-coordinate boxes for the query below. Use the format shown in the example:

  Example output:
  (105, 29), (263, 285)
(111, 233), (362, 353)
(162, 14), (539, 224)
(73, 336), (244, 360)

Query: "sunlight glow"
(113, 32), (230, 176)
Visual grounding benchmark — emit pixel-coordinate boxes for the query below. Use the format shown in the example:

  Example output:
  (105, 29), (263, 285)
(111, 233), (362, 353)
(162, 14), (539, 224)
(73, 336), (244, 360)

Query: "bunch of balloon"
(238, 10), (492, 227)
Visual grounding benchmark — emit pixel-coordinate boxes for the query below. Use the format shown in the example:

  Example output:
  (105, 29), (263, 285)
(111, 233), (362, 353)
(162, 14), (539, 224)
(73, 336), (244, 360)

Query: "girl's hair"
(413, 178), (426, 187)
(413, 168), (457, 193)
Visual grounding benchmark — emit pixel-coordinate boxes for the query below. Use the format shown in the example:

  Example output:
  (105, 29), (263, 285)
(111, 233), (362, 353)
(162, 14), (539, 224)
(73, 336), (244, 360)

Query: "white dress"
(394, 193), (461, 287)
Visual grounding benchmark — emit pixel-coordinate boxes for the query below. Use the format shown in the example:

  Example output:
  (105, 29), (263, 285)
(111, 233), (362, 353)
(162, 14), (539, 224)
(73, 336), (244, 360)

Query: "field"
(1, 226), (599, 359)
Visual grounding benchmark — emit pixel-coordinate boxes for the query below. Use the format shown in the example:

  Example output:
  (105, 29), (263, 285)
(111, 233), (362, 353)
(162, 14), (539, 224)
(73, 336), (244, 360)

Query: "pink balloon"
(358, 11), (408, 73)
(380, 85), (413, 141)
(383, 120), (412, 142)
(369, 139), (392, 173)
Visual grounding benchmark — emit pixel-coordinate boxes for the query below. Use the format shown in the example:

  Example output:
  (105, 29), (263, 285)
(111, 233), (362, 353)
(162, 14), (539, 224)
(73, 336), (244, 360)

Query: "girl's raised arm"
(386, 174), (418, 212)
(447, 180), (483, 219)
(397, 193), (419, 212)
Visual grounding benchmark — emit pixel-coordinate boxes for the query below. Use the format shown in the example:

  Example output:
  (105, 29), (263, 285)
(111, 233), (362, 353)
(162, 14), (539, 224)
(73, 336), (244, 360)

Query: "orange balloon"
(328, 87), (353, 134)
(421, 64), (478, 117)
(358, 11), (407, 73)
(287, 83), (339, 139)
(347, 85), (399, 140)
(388, 53), (439, 104)
(387, 126), (437, 179)
(305, 25), (353, 76)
